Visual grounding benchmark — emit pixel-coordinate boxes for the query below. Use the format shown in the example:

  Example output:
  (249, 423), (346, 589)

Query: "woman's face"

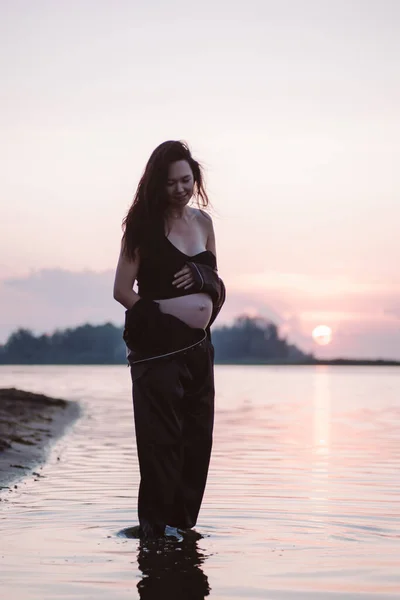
(165, 160), (194, 208)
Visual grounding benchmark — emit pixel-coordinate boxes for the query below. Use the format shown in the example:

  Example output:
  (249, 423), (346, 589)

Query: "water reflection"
(1, 365), (399, 598)
(310, 366), (331, 515)
(136, 536), (210, 599)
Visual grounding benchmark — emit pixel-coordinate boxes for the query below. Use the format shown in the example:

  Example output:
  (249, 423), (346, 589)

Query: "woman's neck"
(165, 205), (192, 222)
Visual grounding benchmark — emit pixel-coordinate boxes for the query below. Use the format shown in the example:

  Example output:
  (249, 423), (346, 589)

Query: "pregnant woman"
(113, 140), (225, 542)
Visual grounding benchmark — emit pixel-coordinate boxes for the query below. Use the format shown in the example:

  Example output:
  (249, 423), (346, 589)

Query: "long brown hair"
(122, 140), (209, 260)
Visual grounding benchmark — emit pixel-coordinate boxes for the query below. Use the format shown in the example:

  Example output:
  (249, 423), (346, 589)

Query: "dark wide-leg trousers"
(130, 337), (215, 539)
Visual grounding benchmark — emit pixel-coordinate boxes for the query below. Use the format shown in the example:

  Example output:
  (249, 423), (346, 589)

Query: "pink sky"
(1, 1), (399, 359)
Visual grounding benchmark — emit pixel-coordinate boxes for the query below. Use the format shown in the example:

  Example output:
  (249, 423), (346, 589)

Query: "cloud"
(322, 319), (400, 361)
(0, 268), (250, 336)
(0, 269), (122, 342)
(384, 305), (400, 320)
(1, 268), (400, 360)
(0, 269), (288, 345)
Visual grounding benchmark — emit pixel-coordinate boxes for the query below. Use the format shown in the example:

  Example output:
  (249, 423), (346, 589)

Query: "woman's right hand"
(172, 265), (195, 290)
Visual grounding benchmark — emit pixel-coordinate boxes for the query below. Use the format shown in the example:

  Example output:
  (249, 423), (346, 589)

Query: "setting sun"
(312, 325), (332, 346)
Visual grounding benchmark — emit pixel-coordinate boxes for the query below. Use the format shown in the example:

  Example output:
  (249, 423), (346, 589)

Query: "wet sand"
(0, 387), (80, 489)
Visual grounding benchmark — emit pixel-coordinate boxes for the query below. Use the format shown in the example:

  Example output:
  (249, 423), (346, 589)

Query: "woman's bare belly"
(156, 293), (213, 330)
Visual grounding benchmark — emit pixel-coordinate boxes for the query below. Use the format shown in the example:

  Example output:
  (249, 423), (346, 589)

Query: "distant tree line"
(212, 316), (313, 363)
(0, 316), (313, 365)
(0, 324), (126, 365)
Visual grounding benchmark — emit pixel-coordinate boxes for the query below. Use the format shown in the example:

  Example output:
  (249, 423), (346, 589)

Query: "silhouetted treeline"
(212, 316), (313, 363)
(0, 324), (126, 364)
(0, 316), (314, 365)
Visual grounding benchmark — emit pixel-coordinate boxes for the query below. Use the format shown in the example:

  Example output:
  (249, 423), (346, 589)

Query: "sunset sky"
(1, 0), (399, 359)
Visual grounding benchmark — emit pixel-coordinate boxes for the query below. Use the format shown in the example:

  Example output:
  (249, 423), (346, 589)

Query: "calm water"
(0, 365), (399, 599)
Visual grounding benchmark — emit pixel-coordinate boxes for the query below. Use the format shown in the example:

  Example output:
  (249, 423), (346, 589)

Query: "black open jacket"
(123, 262), (226, 366)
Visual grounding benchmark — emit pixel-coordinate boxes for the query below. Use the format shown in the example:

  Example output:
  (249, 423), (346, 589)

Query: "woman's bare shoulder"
(192, 207), (213, 228)
(197, 207), (212, 221)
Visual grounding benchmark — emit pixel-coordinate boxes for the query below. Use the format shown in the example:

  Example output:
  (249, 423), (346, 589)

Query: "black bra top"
(137, 236), (217, 300)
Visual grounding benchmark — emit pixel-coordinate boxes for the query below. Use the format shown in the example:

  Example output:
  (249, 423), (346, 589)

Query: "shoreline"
(0, 388), (80, 490)
(1, 358), (400, 366)
(215, 359), (400, 366)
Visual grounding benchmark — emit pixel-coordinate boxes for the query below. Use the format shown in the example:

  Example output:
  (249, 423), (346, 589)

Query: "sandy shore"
(0, 387), (80, 489)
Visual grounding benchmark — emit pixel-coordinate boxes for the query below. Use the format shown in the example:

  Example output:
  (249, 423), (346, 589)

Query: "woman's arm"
(197, 209), (217, 258)
(206, 218), (217, 260)
(113, 241), (141, 310)
(202, 211), (218, 271)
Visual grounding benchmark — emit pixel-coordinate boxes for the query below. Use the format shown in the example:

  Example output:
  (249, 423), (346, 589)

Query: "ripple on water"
(0, 365), (400, 599)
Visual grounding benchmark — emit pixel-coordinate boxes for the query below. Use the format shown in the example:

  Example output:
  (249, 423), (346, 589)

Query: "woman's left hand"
(172, 265), (195, 289)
